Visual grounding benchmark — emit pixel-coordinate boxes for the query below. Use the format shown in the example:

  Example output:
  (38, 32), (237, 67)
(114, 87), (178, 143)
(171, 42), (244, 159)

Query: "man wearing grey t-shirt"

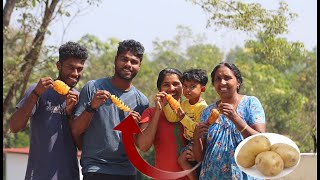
(9, 42), (88, 180)
(71, 39), (149, 180)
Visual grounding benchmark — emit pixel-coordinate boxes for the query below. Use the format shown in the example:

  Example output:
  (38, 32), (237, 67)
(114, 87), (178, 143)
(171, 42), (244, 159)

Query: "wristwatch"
(85, 102), (97, 113)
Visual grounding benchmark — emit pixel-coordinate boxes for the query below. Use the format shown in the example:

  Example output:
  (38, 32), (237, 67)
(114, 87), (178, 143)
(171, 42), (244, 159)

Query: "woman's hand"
(129, 111), (141, 124)
(185, 144), (196, 161)
(154, 91), (167, 111)
(193, 122), (209, 140)
(193, 122), (209, 162)
(218, 102), (239, 121)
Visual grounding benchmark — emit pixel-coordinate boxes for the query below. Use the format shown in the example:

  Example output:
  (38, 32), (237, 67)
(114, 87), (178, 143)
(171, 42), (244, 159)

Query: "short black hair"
(157, 68), (182, 91)
(117, 39), (145, 61)
(211, 62), (243, 93)
(182, 68), (208, 86)
(59, 41), (88, 62)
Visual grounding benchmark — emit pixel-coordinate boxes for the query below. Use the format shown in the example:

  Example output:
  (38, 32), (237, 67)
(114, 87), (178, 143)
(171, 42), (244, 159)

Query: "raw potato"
(271, 143), (300, 168)
(255, 151), (284, 176)
(236, 135), (271, 168)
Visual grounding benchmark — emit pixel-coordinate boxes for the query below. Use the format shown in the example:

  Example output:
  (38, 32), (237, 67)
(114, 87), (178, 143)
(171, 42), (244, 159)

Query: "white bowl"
(234, 133), (301, 179)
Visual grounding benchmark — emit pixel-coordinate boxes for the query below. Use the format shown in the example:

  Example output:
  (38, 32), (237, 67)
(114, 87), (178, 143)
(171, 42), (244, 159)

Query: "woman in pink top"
(136, 68), (193, 180)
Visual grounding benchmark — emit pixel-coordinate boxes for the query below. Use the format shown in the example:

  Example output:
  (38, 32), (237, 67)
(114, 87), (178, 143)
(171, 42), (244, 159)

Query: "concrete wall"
(5, 153), (317, 180)
(5, 153), (28, 180)
(5, 153), (83, 180)
(273, 153), (317, 180)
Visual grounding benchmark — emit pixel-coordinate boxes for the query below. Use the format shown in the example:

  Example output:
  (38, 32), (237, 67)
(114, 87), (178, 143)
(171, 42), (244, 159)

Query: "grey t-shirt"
(74, 77), (149, 175)
(17, 83), (79, 180)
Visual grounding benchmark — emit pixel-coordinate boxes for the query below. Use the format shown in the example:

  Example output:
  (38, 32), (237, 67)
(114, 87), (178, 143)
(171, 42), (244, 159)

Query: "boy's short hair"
(182, 68), (208, 86)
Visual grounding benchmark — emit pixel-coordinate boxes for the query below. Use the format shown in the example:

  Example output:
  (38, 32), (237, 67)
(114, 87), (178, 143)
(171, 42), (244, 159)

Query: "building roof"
(3, 147), (82, 157)
(3, 147), (29, 154)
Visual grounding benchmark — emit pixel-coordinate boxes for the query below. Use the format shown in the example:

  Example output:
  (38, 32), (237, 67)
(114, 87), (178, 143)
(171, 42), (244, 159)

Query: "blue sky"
(45, 0), (317, 55)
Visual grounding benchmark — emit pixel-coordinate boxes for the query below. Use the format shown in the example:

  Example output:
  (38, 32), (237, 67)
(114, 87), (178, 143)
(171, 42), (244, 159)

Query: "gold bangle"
(241, 124), (249, 133)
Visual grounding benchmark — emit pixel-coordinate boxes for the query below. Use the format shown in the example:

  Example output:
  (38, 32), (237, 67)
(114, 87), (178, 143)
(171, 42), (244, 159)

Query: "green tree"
(189, 0), (316, 152)
(3, 0), (61, 147)
(226, 45), (316, 152)
(184, 44), (224, 104)
(3, 0), (102, 148)
(290, 47), (317, 152)
(77, 35), (118, 86)
(188, 0), (303, 66)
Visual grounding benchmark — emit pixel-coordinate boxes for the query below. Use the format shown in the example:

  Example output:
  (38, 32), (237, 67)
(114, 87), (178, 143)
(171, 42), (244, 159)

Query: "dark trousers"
(83, 172), (137, 180)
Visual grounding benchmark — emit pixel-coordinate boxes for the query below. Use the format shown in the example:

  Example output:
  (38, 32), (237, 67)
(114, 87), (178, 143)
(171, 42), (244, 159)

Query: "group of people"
(9, 39), (266, 180)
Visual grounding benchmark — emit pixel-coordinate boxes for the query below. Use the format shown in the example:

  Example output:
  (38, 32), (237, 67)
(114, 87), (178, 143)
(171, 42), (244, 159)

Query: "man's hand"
(66, 91), (79, 116)
(33, 77), (54, 95)
(91, 90), (111, 109)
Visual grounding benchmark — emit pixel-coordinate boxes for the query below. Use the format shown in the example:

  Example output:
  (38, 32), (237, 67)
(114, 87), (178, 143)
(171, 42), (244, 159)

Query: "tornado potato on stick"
(207, 109), (219, 124)
(165, 94), (180, 110)
(52, 80), (70, 95)
(110, 95), (131, 112)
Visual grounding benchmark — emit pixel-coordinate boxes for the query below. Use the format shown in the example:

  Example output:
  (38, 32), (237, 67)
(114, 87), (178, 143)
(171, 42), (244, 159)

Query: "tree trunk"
(3, 0), (16, 29)
(3, 0), (60, 145)
(312, 133), (317, 153)
(312, 122), (317, 153)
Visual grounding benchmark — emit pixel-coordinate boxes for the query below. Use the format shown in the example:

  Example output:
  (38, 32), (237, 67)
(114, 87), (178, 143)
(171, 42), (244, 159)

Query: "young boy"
(163, 68), (208, 180)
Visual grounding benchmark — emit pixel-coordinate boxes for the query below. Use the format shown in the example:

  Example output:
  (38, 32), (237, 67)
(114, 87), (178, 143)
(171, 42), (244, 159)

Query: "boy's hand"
(175, 107), (185, 120)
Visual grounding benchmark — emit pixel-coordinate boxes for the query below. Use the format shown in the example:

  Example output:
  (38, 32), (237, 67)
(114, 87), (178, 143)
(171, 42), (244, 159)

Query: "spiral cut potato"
(110, 95), (131, 112)
(207, 109), (219, 125)
(52, 80), (70, 95)
(165, 94), (180, 111)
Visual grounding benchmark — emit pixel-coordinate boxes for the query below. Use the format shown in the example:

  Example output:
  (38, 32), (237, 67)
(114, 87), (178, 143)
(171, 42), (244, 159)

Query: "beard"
(114, 67), (137, 81)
